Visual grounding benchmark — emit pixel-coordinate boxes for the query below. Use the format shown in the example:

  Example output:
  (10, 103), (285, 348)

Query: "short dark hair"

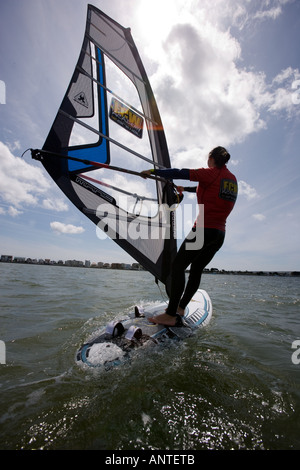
(209, 146), (230, 168)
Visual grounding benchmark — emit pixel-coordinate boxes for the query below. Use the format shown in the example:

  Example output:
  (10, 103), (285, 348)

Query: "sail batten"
(85, 32), (147, 87)
(32, 5), (177, 290)
(77, 60), (159, 126)
(58, 108), (161, 167)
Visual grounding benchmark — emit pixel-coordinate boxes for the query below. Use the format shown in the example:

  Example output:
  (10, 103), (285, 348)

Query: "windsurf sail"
(31, 5), (177, 291)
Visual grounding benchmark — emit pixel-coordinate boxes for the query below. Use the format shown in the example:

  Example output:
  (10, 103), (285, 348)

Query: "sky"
(0, 0), (300, 272)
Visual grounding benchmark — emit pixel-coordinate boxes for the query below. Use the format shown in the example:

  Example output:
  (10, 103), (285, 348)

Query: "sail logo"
(0, 340), (6, 364)
(0, 80), (5, 104)
(109, 98), (144, 139)
(74, 91), (89, 108)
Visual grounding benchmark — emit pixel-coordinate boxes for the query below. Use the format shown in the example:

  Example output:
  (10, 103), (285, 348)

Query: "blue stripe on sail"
(67, 48), (109, 172)
(97, 47), (107, 139)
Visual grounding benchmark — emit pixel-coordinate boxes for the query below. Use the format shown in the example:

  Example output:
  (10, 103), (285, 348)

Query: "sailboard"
(30, 5), (213, 368)
(76, 289), (212, 369)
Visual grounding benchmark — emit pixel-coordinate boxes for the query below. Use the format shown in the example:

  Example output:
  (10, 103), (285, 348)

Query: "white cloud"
(254, 7), (282, 21)
(6, 141), (21, 152)
(0, 205), (24, 217)
(268, 67), (300, 116)
(42, 198), (68, 212)
(8, 206), (23, 217)
(238, 181), (258, 200)
(132, 0), (299, 169)
(252, 213), (266, 221)
(146, 19), (265, 163)
(50, 221), (85, 235)
(221, 0), (293, 30)
(0, 141), (51, 208)
(172, 148), (208, 169)
(0, 142), (70, 217)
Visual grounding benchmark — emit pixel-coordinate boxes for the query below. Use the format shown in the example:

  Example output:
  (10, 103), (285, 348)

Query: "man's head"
(208, 147), (230, 168)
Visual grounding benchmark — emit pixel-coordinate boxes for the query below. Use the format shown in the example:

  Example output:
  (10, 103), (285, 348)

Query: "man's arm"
(141, 168), (190, 180)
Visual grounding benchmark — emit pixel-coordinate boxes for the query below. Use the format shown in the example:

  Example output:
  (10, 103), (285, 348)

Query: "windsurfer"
(141, 146), (238, 327)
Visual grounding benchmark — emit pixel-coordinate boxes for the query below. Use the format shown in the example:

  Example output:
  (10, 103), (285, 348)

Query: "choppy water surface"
(0, 263), (299, 450)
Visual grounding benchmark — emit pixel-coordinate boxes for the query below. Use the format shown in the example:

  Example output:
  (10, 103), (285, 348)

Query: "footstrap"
(175, 313), (183, 327)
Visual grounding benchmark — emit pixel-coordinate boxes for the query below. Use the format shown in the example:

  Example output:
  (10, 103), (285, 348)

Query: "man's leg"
(148, 232), (198, 326)
(165, 240), (196, 316)
(179, 229), (225, 310)
(149, 229), (224, 326)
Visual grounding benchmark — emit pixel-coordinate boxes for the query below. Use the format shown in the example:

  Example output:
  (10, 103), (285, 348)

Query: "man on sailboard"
(141, 146), (237, 327)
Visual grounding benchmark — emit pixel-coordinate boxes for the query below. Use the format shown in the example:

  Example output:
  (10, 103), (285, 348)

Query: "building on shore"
(1, 254), (299, 276)
(0, 255), (13, 262)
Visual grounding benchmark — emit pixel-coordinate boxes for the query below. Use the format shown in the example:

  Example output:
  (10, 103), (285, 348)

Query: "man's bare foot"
(164, 307), (185, 316)
(148, 312), (179, 326)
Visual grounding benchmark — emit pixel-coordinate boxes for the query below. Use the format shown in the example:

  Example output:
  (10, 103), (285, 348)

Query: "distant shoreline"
(1, 256), (299, 277)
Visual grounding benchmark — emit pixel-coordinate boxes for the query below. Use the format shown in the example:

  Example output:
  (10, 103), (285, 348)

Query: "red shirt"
(189, 166), (237, 231)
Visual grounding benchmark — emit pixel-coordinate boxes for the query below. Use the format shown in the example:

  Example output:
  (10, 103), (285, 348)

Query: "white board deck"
(76, 289), (212, 369)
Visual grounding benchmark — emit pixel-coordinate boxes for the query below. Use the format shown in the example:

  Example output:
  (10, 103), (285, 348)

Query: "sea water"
(0, 262), (299, 450)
